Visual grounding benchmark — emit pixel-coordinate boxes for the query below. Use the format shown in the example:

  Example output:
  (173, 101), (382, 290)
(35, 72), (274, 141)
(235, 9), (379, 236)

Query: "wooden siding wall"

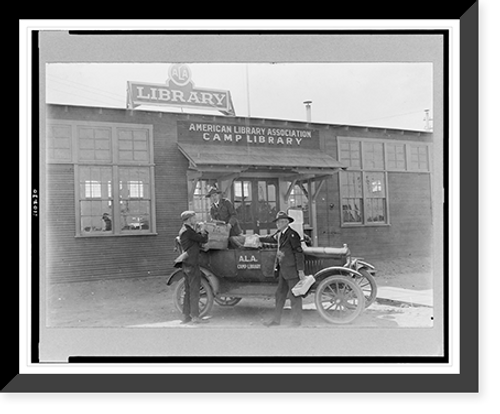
(315, 130), (433, 260)
(45, 106), (189, 283)
(44, 105), (433, 282)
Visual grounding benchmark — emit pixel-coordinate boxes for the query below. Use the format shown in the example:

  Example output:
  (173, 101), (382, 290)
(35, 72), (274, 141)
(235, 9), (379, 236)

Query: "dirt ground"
(45, 255), (433, 328)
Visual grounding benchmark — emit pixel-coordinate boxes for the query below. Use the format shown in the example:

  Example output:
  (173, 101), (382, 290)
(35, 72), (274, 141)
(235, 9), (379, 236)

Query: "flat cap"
(180, 210), (196, 221)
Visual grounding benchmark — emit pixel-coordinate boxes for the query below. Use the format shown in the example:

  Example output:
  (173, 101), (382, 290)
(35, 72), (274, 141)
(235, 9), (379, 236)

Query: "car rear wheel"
(314, 275), (365, 324)
(174, 277), (214, 318)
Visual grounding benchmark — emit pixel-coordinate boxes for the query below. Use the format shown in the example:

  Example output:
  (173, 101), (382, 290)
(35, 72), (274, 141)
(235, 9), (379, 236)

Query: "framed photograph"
(13, 11), (477, 393)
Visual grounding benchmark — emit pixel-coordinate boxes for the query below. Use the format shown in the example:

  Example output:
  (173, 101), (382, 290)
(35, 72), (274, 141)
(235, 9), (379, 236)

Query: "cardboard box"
(202, 222), (230, 250)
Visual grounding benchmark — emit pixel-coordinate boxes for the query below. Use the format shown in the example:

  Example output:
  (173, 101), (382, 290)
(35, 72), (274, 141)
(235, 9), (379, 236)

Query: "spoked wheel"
(352, 269), (378, 308)
(214, 296), (242, 307)
(314, 275), (365, 324)
(174, 277), (214, 317)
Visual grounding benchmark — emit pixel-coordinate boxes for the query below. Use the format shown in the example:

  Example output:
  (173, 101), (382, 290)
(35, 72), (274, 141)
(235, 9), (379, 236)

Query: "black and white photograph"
(35, 31), (447, 363)
(44, 62), (435, 327)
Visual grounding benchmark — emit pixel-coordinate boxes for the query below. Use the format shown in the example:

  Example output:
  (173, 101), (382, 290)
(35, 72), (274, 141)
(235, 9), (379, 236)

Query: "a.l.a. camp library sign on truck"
(127, 64), (235, 115)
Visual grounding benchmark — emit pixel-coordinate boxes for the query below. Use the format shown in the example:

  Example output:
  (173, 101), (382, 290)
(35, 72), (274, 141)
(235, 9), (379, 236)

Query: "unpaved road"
(46, 272), (434, 329)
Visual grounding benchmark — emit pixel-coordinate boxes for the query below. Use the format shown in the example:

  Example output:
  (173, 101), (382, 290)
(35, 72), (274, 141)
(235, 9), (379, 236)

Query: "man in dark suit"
(259, 211), (306, 327)
(206, 186), (243, 236)
(178, 210), (209, 324)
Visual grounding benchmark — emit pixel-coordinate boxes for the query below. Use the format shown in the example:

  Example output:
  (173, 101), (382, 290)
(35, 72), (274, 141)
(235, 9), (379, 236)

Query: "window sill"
(75, 232), (158, 238)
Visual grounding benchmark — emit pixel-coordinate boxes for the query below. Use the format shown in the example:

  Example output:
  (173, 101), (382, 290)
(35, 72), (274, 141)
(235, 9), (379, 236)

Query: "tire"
(314, 275), (365, 324)
(173, 277), (214, 317)
(352, 268), (378, 308)
(214, 296), (242, 307)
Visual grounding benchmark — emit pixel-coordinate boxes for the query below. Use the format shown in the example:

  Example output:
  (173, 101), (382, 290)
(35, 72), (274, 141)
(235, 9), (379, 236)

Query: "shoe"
(180, 317), (192, 324)
(263, 320), (280, 327)
(191, 317), (209, 324)
(289, 322), (302, 327)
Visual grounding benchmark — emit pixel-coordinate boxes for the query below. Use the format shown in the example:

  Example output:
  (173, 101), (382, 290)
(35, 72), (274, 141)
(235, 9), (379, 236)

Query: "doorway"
(232, 178), (279, 235)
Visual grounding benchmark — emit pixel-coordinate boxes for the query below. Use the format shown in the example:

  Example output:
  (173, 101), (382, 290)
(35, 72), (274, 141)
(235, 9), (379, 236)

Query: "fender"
(166, 267), (220, 295)
(313, 266), (363, 282)
(354, 260), (376, 276)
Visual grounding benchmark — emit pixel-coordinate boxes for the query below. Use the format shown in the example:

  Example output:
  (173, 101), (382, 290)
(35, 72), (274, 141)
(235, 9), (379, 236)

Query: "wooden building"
(43, 103), (433, 283)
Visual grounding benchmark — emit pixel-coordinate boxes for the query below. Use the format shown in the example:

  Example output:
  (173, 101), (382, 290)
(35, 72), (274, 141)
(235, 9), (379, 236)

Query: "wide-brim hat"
(273, 211), (295, 223)
(205, 186), (223, 198)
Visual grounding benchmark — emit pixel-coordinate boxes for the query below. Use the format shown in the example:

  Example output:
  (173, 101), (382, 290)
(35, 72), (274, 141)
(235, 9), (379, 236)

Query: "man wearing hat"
(259, 211), (306, 327)
(178, 210), (209, 324)
(206, 186), (243, 237)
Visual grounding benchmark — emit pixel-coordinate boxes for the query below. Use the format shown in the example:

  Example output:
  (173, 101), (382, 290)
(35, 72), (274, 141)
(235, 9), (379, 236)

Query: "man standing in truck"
(206, 186), (243, 237)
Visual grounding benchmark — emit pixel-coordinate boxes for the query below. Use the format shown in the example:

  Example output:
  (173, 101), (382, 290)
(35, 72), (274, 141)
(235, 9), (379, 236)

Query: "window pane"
(118, 127), (150, 163)
(409, 145), (429, 171)
(77, 126), (112, 161)
(341, 172), (362, 198)
(120, 200), (150, 231)
(364, 172), (385, 198)
(118, 167), (151, 232)
(363, 142), (384, 169)
(79, 166), (112, 199)
(342, 199), (363, 223)
(366, 198), (386, 223)
(119, 167), (150, 199)
(267, 183), (276, 202)
(80, 201), (113, 233)
(387, 143), (406, 170)
(48, 125), (72, 161)
(339, 141), (361, 168)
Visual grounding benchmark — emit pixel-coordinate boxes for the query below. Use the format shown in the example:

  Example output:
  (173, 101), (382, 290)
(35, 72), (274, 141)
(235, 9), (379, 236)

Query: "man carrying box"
(178, 210), (210, 324)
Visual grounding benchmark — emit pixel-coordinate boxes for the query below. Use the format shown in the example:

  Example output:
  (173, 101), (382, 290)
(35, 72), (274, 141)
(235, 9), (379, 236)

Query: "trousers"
(182, 263), (201, 318)
(271, 267), (302, 324)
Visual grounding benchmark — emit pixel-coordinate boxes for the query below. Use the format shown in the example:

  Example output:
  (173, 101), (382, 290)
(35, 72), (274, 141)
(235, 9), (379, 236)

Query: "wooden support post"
(284, 179), (298, 202)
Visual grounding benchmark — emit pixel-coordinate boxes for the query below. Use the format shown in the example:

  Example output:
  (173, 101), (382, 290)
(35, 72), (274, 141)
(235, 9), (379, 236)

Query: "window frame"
(47, 119), (156, 237)
(337, 136), (431, 227)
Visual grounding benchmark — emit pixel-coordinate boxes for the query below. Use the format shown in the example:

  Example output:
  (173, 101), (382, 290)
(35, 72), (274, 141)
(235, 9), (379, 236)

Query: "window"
(118, 128), (150, 162)
(364, 172), (386, 223)
(363, 142), (384, 170)
(192, 180), (212, 223)
(340, 170), (387, 226)
(386, 143), (406, 170)
(233, 180), (253, 232)
(79, 166), (113, 234)
(78, 126), (112, 162)
(409, 144), (429, 171)
(288, 183), (310, 226)
(119, 167), (151, 232)
(340, 172), (363, 224)
(46, 121), (155, 236)
(257, 180), (278, 232)
(339, 141), (361, 168)
(47, 124), (72, 162)
(338, 137), (430, 226)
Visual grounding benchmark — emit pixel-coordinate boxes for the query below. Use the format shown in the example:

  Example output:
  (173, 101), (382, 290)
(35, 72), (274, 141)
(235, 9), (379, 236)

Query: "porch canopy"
(178, 143), (347, 201)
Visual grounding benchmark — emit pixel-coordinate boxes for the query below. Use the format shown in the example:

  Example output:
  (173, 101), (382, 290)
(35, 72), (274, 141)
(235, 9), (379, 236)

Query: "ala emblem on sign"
(168, 64), (192, 86)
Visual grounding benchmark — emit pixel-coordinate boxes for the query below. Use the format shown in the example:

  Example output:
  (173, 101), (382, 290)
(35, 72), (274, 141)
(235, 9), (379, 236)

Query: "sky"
(45, 62), (433, 131)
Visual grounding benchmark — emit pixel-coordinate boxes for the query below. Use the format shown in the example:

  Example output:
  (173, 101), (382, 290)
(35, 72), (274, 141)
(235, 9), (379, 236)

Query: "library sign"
(177, 121), (319, 149)
(127, 64), (235, 115)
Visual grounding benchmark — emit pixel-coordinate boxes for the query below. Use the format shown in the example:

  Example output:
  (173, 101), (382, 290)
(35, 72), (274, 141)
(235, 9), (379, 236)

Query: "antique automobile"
(167, 212), (377, 325)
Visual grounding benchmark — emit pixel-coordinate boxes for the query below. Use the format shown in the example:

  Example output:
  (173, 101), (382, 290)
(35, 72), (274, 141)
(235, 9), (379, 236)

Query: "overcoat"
(260, 226), (305, 279)
(178, 224), (208, 266)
